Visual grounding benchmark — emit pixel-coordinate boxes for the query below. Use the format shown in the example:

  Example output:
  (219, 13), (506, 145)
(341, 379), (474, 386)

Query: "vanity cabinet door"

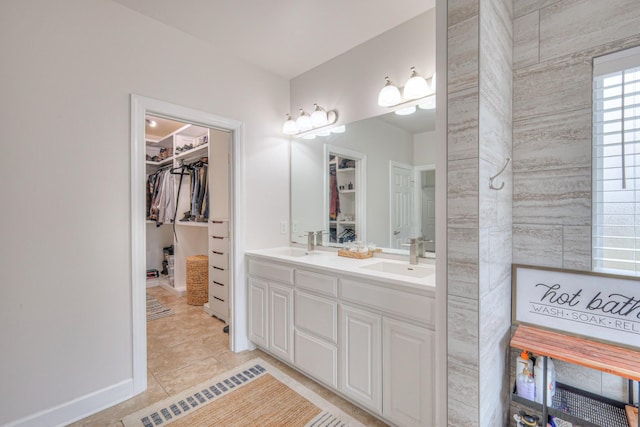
(339, 304), (382, 413)
(268, 283), (294, 363)
(383, 318), (434, 427)
(248, 277), (268, 348)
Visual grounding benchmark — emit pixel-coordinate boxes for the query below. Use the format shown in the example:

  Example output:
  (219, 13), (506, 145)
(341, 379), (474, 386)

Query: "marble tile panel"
(480, 156), (513, 229)
(448, 0), (478, 27)
(448, 15), (479, 94)
(513, 107), (591, 172)
(479, 86), (512, 168)
(448, 295), (479, 363)
(512, 224), (563, 268)
(480, 0), (513, 85)
(562, 225), (591, 271)
(479, 328), (510, 425)
(479, 279), (511, 355)
(488, 225), (512, 296)
(448, 158), (479, 228)
(478, 226), (491, 296)
(448, 86), (479, 162)
(601, 372), (634, 402)
(539, 0), (640, 62)
(513, 0), (560, 19)
(513, 54), (591, 122)
(513, 167), (591, 226)
(513, 11), (539, 70)
(554, 359), (601, 396)
(448, 227), (480, 299)
(448, 360), (480, 426)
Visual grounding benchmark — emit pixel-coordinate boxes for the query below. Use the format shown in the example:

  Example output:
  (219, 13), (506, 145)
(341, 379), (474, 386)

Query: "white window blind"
(592, 47), (640, 276)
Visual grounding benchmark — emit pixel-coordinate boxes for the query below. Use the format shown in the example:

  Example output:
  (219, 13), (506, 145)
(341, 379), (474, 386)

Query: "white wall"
(0, 0), (289, 424)
(414, 130), (437, 166)
(290, 9), (436, 127)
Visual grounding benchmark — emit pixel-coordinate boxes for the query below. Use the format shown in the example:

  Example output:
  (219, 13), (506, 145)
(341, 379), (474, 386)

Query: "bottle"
(516, 350), (533, 377)
(516, 367), (535, 401)
(534, 356), (556, 406)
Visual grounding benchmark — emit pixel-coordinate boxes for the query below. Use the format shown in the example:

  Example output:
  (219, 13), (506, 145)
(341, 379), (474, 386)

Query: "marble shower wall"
(447, 0), (513, 424)
(512, 0), (640, 402)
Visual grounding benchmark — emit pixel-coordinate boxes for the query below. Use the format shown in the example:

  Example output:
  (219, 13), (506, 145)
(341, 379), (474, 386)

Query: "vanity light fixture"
(377, 67), (436, 114)
(282, 104), (339, 137)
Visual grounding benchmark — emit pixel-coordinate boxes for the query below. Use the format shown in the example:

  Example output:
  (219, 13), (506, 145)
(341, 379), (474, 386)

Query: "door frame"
(413, 164), (436, 243)
(130, 94), (246, 394)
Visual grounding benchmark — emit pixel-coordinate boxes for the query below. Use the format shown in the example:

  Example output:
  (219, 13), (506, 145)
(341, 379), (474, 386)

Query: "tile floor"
(68, 286), (387, 426)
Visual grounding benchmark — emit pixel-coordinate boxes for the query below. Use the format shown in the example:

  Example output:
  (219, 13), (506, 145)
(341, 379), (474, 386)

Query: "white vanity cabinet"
(247, 259), (295, 362)
(245, 253), (436, 426)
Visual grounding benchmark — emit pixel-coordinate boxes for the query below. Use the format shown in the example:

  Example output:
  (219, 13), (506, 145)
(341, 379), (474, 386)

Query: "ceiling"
(111, 0), (435, 79)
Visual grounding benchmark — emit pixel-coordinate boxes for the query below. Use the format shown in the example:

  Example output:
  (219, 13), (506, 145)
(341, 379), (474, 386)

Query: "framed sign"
(512, 264), (640, 349)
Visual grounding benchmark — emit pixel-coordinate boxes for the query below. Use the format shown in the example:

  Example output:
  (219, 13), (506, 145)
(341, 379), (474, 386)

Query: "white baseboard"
(5, 379), (134, 427)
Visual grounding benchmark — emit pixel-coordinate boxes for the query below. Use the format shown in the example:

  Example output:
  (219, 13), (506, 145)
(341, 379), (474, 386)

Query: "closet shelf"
(337, 167), (356, 172)
(175, 221), (208, 228)
(146, 158), (174, 167)
(175, 143), (209, 161)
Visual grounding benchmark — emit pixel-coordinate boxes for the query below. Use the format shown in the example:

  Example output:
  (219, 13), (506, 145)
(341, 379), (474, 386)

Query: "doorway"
(130, 95), (247, 394)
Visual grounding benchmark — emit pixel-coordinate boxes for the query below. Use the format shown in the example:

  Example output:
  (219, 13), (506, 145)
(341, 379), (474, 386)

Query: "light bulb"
(296, 109), (312, 131)
(403, 67), (430, 100)
(395, 106), (416, 115)
(378, 77), (402, 107)
(146, 119), (157, 127)
(282, 114), (298, 134)
(310, 104), (328, 127)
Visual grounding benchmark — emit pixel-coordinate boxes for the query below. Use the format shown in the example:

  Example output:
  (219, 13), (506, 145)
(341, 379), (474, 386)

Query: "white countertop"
(245, 246), (436, 293)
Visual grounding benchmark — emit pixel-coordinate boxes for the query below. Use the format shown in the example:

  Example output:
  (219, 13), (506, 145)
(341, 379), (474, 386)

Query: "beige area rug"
(122, 358), (366, 427)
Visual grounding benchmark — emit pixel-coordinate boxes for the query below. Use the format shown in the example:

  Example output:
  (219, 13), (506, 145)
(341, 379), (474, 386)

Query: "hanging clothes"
(329, 163), (340, 220)
(146, 167), (175, 226)
(179, 157), (209, 222)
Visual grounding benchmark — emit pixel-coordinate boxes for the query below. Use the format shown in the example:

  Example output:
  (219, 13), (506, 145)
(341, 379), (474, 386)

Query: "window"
(592, 46), (640, 276)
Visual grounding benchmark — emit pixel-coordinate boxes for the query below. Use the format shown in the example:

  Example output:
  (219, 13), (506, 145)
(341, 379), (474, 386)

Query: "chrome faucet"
(315, 230), (325, 247)
(402, 237), (423, 265)
(306, 231), (315, 251)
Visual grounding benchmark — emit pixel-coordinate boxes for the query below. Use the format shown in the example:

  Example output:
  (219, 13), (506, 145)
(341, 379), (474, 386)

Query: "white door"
(248, 277), (268, 348)
(269, 283), (294, 362)
(339, 304), (382, 412)
(383, 318), (434, 427)
(390, 163), (414, 249)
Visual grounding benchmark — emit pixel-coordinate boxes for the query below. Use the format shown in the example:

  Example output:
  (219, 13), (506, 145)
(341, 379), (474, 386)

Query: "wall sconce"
(283, 104), (339, 137)
(377, 67), (436, 114)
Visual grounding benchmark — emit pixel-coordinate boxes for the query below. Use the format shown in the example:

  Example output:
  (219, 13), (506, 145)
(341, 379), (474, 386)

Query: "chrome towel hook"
(489, 157), (511, 191)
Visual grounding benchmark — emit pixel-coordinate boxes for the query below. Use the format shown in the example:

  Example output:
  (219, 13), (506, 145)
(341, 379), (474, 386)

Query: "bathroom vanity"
(245, 247), (436, 427)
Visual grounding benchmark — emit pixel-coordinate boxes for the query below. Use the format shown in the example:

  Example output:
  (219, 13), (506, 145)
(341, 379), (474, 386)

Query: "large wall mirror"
(291, 106), (436, 255)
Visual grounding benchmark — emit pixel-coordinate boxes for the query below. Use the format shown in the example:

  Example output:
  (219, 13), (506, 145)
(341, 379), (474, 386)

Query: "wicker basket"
(186, 255), (208, 306)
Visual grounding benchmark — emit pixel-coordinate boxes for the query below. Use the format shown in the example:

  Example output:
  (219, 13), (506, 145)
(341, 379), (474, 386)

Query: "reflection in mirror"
(291, 107), (436, 255)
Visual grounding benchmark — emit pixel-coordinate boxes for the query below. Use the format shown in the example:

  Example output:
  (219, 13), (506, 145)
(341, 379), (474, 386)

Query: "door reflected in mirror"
(291, 107), (436, 255)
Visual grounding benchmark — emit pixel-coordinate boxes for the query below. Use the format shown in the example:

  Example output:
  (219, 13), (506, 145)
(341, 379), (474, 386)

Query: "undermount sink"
(360, 261), (434, 278)
(268, 247), (321, 257)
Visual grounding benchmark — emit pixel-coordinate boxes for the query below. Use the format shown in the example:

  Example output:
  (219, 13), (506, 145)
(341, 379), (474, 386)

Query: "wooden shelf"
(510, 324), (640, 382)
(175, 221), (208, 228)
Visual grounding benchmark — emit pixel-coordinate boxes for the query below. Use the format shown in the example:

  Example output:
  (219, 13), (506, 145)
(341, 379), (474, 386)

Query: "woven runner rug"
(122, 358), (365, 427)
(146, 294), (175, 322)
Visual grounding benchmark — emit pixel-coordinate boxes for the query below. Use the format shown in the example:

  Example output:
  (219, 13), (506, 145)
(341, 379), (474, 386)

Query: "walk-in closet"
(145, 114), (232, 324)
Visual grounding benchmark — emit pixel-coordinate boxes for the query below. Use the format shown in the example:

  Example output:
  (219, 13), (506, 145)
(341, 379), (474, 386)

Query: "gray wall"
(512, 0), (640, 402)
(447, 0), (514, 425)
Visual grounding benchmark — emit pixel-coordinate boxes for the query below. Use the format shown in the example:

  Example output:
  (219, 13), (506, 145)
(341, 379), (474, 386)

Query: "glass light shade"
(296, 110), (312, 131)
(403, 67), (430, 100)
(418, 96), (436, 110)
(331, 125), (346, 133)
(430, 72), (436, 92)
(378, 77), (402, 107)
(395, 106), (416, 115)
(282, 114), (298, 134)
(317, 129), (331, 136)
(302, 133), (316, 140)
(310, 104), (328, 127)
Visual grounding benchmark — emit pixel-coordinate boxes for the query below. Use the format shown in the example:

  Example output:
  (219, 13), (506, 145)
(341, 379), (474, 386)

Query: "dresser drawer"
(294, 291), (337, 343)
(209, 220), (229, 238)
(208, 294), (228, 318)
(210, 250), (228, 269)
(210, 279), (228, 300)
(248, 259), (294, 285)
(295, 269), (338, 297)
(210, 265), (228, 286)
(209, 235), (229, 253)
(340, 279), (434, 326)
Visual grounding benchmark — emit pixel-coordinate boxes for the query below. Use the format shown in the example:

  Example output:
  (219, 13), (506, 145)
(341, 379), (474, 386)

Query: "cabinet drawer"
(341, 279), (434, 326)
(208, 294), (227, 317)
(248, 259), (294, 285)
(209, 220), (229, 237)
(210, 250), (228, 269)
(294, 330), (337, 388)
(210, 265), (228, 286)
(295, 269), (338, 297)
(209, 279), (227, 300)
(294, 291), (337, 343)
(209, 235), (229, 253)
